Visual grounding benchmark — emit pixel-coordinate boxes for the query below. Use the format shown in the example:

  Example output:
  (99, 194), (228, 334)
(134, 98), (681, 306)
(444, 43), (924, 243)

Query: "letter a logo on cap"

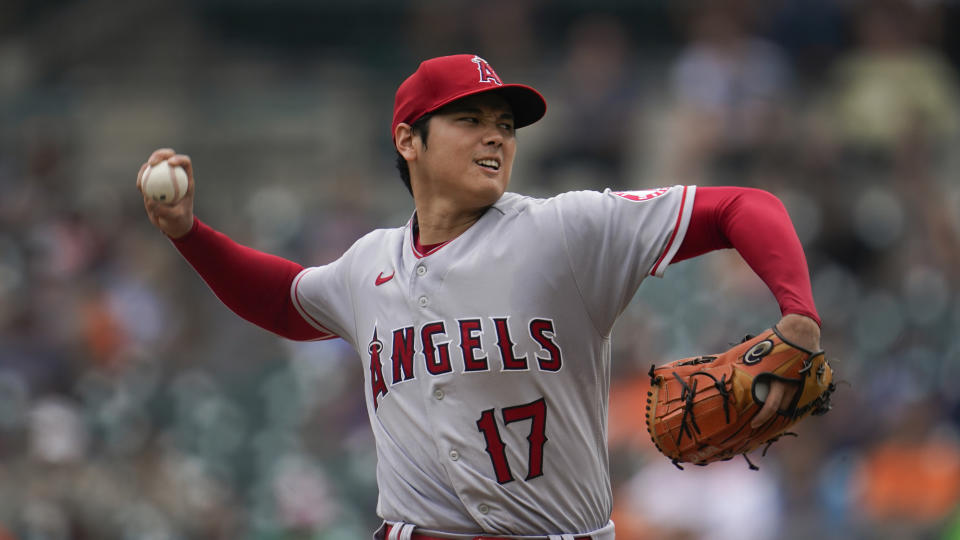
(472, 56), (502, 85)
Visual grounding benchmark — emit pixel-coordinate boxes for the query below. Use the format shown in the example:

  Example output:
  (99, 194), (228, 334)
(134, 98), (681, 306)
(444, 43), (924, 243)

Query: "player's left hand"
(647, 314), (833, 467)
(750, 313), (820, 428)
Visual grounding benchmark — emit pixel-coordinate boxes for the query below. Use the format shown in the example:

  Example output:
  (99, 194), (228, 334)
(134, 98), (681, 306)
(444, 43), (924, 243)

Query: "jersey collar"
(405, 193), (512, 259)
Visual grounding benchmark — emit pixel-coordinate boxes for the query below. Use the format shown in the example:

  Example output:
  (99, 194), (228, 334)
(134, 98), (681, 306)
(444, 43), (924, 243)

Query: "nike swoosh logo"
(375, 271), (395, 286)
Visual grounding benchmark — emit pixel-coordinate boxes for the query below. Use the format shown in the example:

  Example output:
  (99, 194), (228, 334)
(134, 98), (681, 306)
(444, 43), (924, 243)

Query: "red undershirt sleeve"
(170, 217), (332, 341)
(673, 186), (821, 326)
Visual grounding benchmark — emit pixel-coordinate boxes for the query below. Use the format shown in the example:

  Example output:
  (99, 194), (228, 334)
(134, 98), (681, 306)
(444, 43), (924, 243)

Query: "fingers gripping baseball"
(137, 148), (195, 239)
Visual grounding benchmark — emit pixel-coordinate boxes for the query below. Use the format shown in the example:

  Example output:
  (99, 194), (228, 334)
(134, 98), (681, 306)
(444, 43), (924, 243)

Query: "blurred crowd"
(1, 0), (960, 539)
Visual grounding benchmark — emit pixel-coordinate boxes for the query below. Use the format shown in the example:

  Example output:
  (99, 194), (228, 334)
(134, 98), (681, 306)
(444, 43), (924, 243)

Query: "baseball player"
(138, 54), (822, 539)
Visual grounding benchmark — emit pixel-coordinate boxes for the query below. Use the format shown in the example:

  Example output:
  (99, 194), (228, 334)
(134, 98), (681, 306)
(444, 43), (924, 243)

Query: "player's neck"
(414, 202), (486, 245)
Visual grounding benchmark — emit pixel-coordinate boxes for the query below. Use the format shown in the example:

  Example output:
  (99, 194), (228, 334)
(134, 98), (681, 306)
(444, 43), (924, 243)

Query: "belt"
(385, 524), (594, 540)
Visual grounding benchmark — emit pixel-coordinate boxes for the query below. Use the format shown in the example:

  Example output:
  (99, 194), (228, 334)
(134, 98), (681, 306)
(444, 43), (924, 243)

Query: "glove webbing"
(672, 369), (731, 449)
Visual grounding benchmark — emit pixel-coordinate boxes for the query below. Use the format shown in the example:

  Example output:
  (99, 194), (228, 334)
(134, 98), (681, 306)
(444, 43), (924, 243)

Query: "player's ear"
(395, 123), (418, 160)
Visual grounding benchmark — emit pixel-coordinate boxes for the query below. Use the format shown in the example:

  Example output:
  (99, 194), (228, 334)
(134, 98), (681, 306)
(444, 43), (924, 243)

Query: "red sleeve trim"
(650, 185), (692, 276)
(291, 269), (338, 339)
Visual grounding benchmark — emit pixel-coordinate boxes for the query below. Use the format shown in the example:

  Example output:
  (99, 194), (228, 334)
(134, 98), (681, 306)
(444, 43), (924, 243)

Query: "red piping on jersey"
(383, 524), (592, 540)
(412, 241), (450, 259)
(650, 185), (689, 276)
(292, 269), (338, 338)
(411, 228), (452, 259)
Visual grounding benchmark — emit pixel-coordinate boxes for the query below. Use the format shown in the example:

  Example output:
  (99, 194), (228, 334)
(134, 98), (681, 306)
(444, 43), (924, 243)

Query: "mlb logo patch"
(612, 188), (669, 202)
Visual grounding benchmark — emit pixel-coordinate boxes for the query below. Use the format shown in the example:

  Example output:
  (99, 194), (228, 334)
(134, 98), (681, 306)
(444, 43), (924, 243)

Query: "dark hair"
(395, 113), (433, 196)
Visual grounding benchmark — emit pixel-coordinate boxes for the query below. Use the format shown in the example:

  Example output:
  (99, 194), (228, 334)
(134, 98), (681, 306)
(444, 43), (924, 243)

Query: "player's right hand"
(137, 148), (195, 239)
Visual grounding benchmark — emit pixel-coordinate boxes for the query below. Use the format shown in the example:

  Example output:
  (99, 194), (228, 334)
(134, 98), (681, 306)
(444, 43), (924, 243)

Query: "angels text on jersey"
(366, 316), (562, 411)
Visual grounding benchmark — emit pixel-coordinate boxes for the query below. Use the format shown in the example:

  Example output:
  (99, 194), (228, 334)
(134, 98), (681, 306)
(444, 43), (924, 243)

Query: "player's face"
(414, 93), (516, 209)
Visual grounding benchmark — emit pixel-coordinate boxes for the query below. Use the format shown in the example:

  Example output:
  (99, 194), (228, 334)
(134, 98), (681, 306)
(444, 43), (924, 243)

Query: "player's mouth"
(475, 158), (501, 172)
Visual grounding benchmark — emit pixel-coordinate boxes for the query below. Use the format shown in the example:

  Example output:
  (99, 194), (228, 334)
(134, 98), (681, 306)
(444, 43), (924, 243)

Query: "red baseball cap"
(392, 54), (547, 137)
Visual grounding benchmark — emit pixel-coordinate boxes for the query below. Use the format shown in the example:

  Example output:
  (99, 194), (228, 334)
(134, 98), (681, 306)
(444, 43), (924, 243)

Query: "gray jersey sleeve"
(290, 247), (358, 347)
(554, 185), (695, 335)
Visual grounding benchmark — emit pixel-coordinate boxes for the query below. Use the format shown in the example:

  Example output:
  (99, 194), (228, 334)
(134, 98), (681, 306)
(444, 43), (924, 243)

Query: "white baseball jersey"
(292, 186), (695, 535)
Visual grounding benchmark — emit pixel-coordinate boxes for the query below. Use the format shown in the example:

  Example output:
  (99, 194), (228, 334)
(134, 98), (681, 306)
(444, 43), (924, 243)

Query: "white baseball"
(141, 160), (188, 204)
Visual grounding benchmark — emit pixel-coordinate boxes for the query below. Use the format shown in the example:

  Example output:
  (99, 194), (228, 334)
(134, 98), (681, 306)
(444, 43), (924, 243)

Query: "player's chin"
(475, 168), (510, 190)
(469, 178), (508, 206)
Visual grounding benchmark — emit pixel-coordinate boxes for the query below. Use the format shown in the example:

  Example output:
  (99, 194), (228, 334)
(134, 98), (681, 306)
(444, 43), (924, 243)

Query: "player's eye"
(459, 116), (479, 124)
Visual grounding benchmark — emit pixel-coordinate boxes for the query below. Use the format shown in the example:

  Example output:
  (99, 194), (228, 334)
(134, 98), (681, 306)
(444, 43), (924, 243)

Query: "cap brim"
(495, 85), (547, 129)
(424, 84), (547, 129)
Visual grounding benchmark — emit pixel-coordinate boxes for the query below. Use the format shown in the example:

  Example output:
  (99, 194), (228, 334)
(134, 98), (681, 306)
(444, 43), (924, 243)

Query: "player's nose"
(481, 124), (504, 146)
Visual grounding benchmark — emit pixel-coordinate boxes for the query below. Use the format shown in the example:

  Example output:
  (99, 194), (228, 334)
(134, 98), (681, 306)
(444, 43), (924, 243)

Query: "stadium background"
(1, 0), (959, 538)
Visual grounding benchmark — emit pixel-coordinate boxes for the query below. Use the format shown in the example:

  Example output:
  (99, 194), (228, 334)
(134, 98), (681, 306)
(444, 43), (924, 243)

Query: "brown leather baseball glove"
(645, 326), (835, 469)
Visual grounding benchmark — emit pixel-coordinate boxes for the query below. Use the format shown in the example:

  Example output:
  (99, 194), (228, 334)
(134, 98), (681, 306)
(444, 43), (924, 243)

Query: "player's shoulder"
(333, 225), (405, 260)
(353, 225), (405, 248)
(495, 189), (623, 214)
(493, 190), (602, 213)
(551, 186), (686, 207)
(501, 186), (689, 220)
(492, 191), (538, 212)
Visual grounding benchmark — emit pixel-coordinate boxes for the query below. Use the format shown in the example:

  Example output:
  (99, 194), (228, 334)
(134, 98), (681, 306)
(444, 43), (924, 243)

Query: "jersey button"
(478, 503), (490, 515)
(449, 450), (460, 461)
(433, 388), (444, 400)
(416, 265), (427, 276)
(418, 296), (429, 307)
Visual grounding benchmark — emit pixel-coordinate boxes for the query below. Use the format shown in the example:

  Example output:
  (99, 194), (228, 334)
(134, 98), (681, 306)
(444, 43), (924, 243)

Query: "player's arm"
(674, 187), (819, 325)
(137, 149), (331, 341)
(673, 186), (820, 426)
